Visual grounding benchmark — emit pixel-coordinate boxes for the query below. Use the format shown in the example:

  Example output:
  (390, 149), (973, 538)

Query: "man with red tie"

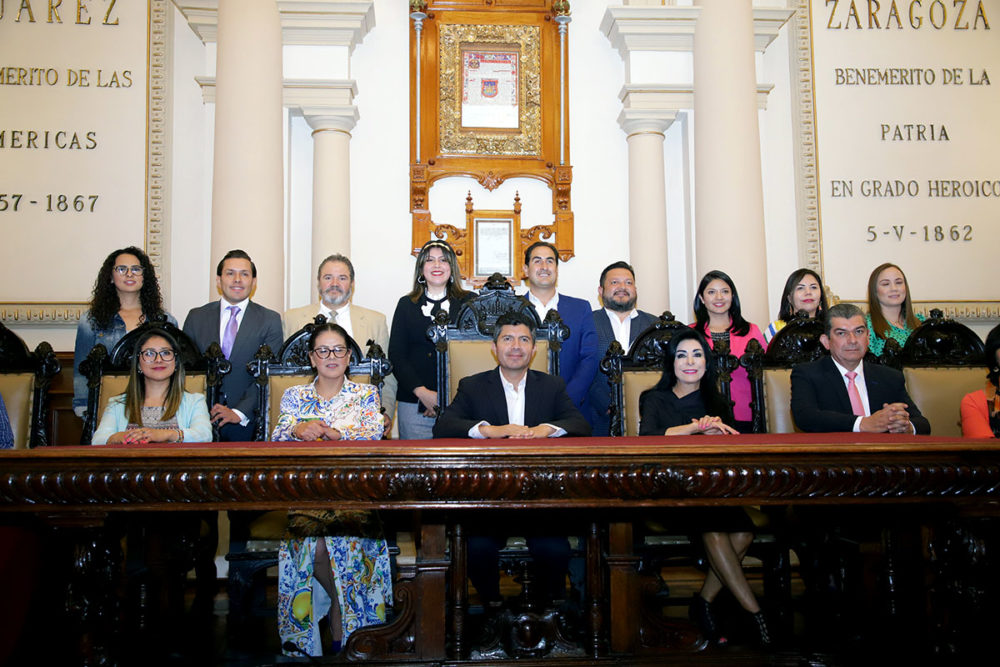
(790, 303), (930, 434)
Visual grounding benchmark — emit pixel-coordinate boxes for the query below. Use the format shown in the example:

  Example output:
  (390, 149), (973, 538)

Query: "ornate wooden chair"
(226, 318), (392, 625)
(602, 314), (791, 645)
(743, 312), (827, 434)
(428, 273), (567, 413)
(896, 310), (986, 436)
(0, 321), (61, 448)
(78, 318), (228, 445)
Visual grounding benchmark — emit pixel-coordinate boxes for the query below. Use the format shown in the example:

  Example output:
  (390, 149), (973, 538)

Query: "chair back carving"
(79, 318), (227, 444)
(743, 314), (826, 433)
(899, 310), (986, 436)
(427, 274), (566, 412)
(249, 316), (391, 441)
(602, 312), (723, 437)
(0, 321), (61, 448)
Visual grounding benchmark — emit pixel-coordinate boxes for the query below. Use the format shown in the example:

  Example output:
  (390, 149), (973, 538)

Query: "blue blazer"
(588, 308), (658, 436)
(550, 294), (600, 418)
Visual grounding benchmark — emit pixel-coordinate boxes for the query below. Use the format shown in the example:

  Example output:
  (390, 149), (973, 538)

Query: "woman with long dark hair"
(639, 329), (769, 647)
(691, 270), (766, 431)
(73, 246), (176, 417)
(90, 327), (211, 445)
(388, 239), (474, 439)
(865, 262), (924, 356)
(764, 268), (829, 344)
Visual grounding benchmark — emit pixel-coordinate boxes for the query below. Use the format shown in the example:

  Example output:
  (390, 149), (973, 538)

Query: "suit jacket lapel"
(863, 361), (884, 407)
(523, 371), (542, 427)
(485, 369), (511, 426)
(351, 305), (370, 349)
(823, 357), (854, 414)
(230, 301), (257, 358)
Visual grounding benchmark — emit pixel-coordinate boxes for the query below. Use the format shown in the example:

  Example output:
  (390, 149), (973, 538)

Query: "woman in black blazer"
(388, 240), (473, 440)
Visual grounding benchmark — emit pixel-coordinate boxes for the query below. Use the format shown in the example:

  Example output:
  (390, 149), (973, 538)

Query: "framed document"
(473, 215), (515, 277)
(410, 1), (574, 266)
(462, 47), (519, 130)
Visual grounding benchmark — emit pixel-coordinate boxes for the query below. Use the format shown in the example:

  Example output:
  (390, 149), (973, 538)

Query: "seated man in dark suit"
(433, 311), (590, 610)
(791, 302), (930, 434)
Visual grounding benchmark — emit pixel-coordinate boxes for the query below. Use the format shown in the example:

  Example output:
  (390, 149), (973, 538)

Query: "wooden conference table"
(3, 433), (1000, 663)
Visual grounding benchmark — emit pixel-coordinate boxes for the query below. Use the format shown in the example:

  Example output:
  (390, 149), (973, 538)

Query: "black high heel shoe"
(690, 596), (728, 646)
(750, 610), (771, 647)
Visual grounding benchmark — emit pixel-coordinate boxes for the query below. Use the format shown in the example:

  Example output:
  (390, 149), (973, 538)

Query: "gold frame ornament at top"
(409, 1), (574, 267)
(439, 24), (542, 156)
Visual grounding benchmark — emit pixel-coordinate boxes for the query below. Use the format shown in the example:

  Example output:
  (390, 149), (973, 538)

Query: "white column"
(693, 0), (768, 324)
(211, 0), (284, 309)
(620, 113), (676, 315)
(306, 114), (357, 270)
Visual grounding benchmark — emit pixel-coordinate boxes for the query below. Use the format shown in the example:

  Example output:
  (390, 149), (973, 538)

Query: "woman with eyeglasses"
(388, 239), (474, 439)
(271, 322), (391, 657)
(91, 327), (212, 445)
(74, 246), (176, 418)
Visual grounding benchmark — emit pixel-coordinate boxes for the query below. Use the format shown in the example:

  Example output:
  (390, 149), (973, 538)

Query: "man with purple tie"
(183, 249), (283, 441)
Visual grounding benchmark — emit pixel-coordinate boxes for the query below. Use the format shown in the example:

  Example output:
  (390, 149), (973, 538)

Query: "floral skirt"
(277, 532), (392, 657)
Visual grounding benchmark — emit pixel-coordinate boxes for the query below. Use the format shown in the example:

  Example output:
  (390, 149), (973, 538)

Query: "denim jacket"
(73, 309), (178, 416)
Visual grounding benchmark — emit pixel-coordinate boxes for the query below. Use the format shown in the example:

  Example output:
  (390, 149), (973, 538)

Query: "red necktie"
(845, 371), (865, 417)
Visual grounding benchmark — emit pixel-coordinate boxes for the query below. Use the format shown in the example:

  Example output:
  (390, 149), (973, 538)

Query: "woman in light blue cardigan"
(91, 328), (211, 445)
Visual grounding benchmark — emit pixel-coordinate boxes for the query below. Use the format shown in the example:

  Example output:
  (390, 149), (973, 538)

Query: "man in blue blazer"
(791, 303), (930, 434)
(521, 241), (600, 424)
(183, 249), (284, 442)
(588, 261), (659, 436)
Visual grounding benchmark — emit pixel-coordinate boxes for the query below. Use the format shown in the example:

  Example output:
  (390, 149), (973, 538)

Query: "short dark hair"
(599, 261), (635, 287)
(523, 241), (559, 267)
(823, 303), (865, 336)
(493, 311), (536, 344)
(217, 249), (257, 278)
(317, 254), (355, 282)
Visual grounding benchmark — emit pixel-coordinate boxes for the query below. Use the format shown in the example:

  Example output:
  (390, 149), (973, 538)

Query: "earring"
(418, 275), (427, 285)
(137, 366), (143, 375)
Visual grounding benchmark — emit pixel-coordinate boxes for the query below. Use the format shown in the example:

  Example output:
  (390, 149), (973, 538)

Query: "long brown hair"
(407, 239), (470, 304)
(124, 328), (184, 425)
(866, 263), (920, 340)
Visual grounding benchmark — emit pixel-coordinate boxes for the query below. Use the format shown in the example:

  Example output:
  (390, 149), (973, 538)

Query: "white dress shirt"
(604, 308), (639, 350)
(469, 369), (566, 439)
(317, 302), (354, 341)
(526, 291), (559, 323)
(830, 358), (871, 432)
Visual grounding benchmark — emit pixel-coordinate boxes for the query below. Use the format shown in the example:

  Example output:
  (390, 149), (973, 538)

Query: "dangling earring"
(137, 366), (143, 375)
(418, 275), (427, 285)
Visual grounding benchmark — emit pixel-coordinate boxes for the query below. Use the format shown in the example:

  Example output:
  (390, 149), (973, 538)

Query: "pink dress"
(693, 323), (767, 423)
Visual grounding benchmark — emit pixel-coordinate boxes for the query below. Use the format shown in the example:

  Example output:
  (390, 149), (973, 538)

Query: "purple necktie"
(221, 305), (240, 359)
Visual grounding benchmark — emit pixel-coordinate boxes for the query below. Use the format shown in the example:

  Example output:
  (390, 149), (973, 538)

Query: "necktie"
(222, 305), (240, 359)
(845, 371), (865, 417)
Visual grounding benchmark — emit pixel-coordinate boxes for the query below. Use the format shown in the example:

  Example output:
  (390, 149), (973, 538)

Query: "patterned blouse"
(271, 378), (384, 441)
(865, 312), (926, 357)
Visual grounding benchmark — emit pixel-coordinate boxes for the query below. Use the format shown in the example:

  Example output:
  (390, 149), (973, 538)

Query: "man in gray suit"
(283, 253), (396, 425)
(588, 261), (658, 436)
(183, 249), (283, 442)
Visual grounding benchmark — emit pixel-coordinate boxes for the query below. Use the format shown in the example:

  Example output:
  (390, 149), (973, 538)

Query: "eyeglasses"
(140, 348), (175, 362)
(114, 265), (144, 276)
(312, 346), (349, 359)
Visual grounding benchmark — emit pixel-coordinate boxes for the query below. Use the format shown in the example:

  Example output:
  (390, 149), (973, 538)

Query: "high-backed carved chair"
(897, 309), (985, 437)
(744, 313), (827, 434)
(0, 321), (61, 448)
(601, 312), (691, 437)
(226, 317), (392, 623)
(428, 273), (567, 413)
(603, 314), (791, 642)
(78, 318), (227, 445)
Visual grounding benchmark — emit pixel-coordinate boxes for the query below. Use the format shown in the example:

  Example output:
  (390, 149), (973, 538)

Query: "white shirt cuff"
(469, 421), (489, 439)
(234, 409), (249, 427)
